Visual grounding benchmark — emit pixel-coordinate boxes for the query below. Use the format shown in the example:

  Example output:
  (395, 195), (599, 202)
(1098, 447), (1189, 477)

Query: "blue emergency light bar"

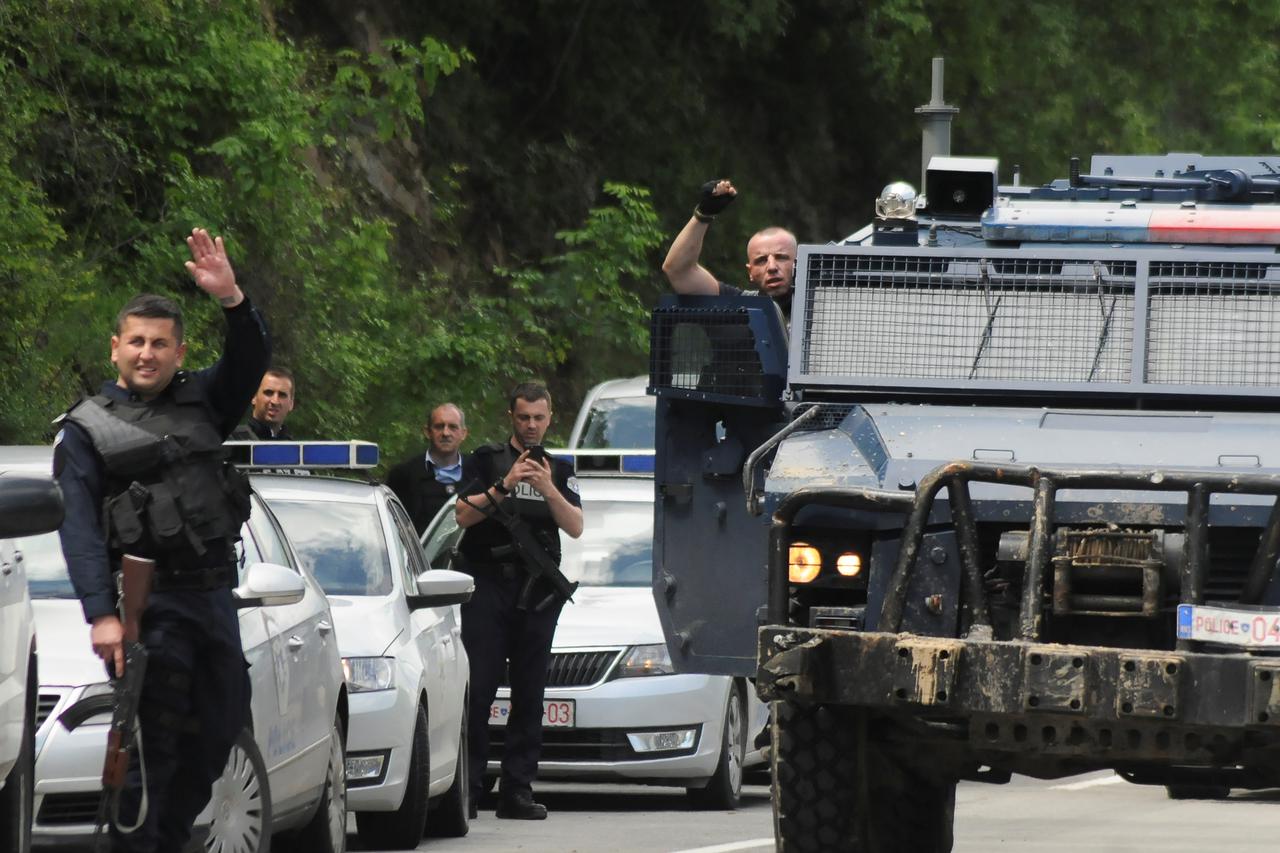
(225, 441), (379, 469)
(552, 449), (655, 476)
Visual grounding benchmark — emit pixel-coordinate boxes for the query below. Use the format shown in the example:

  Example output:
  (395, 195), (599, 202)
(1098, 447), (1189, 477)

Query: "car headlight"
(612, 644), (675, 678)
(342, 657), (396, 692)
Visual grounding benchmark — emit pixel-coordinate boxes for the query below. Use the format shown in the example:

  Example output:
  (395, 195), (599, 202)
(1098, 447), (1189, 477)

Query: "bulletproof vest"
(66, 376), (251, 569)
(461, 443), (564, 563)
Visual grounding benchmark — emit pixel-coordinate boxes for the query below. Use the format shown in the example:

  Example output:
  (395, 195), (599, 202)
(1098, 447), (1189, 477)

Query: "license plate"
(489, 698), (575, 728)
(1176, 604), (1280, 648)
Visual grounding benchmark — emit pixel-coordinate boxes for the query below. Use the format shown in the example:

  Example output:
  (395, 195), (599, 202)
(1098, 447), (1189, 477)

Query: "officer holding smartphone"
(455, 382), (582, 821)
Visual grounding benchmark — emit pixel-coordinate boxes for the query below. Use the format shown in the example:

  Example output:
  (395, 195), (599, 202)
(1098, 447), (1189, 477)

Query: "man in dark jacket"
(231, 366), (295, 440)
(55, 228), (269, 852)
(386, 402), (469, 534)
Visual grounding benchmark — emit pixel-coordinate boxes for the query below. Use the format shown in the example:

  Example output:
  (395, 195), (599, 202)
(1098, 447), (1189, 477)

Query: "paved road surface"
(344, 773), (1280, 852)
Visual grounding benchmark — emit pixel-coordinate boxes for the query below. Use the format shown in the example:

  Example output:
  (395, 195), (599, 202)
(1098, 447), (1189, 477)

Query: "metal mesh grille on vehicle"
(792, 403), (858, 431)
(650, 306), (767, 397)
(500, 649), (623, 689)
(801, 254), (1137, 383)
(1146, 261), (1280, 386)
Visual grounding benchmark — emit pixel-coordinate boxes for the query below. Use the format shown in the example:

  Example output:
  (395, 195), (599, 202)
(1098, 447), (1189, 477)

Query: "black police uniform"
(55, 297), (269, 853)
(385, 453), (460, 535)
(457, 441), (580, 806)
(229, 416), (291, 440)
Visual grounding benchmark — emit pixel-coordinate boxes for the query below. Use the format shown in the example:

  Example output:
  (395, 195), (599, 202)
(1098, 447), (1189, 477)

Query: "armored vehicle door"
(649, 295), (789, 677)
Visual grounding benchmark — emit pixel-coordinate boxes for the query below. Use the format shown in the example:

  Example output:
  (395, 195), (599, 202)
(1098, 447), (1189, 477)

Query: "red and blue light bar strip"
(983, 204), (1280, 244)
(547, 449), (656, 476)
(225, 441), (379, 468)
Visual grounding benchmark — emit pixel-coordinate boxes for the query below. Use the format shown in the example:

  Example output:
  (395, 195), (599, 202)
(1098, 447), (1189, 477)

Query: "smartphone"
(525, 445), (547, 463)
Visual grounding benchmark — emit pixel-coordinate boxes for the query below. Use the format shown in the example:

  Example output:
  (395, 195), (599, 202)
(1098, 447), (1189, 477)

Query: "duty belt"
(467, 562), (523, 581)
(150, 565), (238, 592)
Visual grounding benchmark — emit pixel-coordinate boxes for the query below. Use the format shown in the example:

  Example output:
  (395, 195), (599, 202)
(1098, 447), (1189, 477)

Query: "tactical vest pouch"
(106, 485), (147, 547)
(221, 463), (252, 526)
(144, 482), (205, 555)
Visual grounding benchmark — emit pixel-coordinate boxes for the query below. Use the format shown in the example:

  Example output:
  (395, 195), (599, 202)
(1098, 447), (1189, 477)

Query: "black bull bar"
(758, 462), (1280, 768)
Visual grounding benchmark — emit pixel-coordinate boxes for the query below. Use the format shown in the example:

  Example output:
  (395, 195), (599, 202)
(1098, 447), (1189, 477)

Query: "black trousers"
(461, 568), (564, 800)
(111, 587), (251, 853)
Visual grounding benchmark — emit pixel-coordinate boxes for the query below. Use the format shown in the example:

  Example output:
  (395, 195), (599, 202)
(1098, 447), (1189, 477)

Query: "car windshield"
(561, 499), (652, 587)
(578, 397), (654, 449)
(269, 500), (393, 596)
(18, 532), (75, 599)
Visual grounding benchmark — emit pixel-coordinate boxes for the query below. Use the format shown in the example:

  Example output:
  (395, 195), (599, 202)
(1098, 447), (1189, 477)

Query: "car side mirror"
(406, 569), (474, 610)
(0, 476), (64, 538)
(234, 561), (306, 609)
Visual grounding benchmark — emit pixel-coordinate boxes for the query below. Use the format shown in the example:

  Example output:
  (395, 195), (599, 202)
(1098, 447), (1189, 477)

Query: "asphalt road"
(346, 773), (1280, 853)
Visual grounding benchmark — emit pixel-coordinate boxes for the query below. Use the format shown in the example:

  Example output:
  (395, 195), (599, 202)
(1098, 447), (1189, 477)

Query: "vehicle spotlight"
(876, 182), (918, 219)
(836, 552), (863, 577)
(789, 543), (822, 584)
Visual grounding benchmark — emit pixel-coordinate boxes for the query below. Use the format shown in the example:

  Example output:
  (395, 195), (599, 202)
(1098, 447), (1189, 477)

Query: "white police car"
(0, 451), (66, 853)
(421, 451), (768, 808)
(9, 444), (348, 853)
(249, 442), (473, 850)
(567, 376), (654, 451)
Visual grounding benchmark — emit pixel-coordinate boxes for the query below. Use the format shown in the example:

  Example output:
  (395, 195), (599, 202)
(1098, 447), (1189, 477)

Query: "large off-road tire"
(0, 667), (34, 853)
(204, 727), (272, 853)
(356, 703), (430, 849)
(771, 701), (956, 853)
(427, 704), (470, 838)
(283, 715), (347, 853)
(687, 682), (746, 810)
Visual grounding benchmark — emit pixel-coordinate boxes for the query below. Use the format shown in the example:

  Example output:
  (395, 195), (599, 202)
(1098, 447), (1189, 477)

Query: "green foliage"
(6, 0), (1280, 462)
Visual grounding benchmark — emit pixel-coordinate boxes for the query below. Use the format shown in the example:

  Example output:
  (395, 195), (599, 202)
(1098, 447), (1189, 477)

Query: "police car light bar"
(225, 441), (379, 469)
(982, 202), (1280, 245)
(549, 449), (656, 476)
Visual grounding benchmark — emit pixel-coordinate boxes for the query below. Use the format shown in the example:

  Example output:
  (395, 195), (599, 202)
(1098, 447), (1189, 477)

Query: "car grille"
(37, 792), (101, 826)
(35, 691), (64, 729)
(488, 726), (700, 762)
(500, 649), (623, 689)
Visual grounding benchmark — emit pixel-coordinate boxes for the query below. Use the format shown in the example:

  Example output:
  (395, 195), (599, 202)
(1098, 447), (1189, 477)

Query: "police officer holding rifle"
(55, 228), (269, 852)
(455, 381), (583, 820)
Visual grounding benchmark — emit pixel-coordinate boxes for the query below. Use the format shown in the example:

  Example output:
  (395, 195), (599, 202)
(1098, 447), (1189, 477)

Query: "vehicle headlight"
(789, 542), (822, 583)
(342, 657), (396, 692)
(613, 644), (675, 678)
(836, 552), (863, 577)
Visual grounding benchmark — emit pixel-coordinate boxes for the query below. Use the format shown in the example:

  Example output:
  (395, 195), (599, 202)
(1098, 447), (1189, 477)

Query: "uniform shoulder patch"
(565, 476), (580, 495)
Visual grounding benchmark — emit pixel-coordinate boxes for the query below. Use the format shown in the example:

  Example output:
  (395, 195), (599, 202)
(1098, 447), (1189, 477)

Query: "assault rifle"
(60, 553), (154, 848)
(459, 485), (578, 611)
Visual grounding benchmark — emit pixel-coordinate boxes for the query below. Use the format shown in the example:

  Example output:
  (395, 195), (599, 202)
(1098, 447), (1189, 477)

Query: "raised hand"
(184, 228), (242, 306)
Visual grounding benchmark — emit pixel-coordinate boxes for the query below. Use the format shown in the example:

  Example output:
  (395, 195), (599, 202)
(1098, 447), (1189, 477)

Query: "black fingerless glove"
(694, 179), (735, 222)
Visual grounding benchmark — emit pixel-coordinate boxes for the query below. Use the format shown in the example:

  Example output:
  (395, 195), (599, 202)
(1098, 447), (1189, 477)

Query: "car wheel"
(284, 714), (347, 853)
(426, 701), (469, 838)
(0, 667), (34, 853)
(204, 727), (272, 853)
(356, 703), (429, 850)
(687, 681), (745, 810)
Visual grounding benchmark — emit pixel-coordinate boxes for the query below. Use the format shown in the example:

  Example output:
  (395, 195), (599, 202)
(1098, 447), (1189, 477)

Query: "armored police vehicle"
(650, 64), (1280, 852)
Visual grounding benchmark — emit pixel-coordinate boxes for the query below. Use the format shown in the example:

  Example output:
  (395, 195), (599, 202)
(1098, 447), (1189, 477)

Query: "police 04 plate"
(1176, 603), (1280, 648)
(490, 699), (576, 728)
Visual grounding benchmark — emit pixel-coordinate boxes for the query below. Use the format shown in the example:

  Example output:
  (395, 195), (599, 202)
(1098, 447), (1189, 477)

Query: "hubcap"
(727, 692), (744, 795)
(205, 744), (264, 853)
(325, 726), (348, 851)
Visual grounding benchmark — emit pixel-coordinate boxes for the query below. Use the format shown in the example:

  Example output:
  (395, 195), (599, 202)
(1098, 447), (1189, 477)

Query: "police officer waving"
(55, 229), (269, 852)
(455, 382), (583, 821)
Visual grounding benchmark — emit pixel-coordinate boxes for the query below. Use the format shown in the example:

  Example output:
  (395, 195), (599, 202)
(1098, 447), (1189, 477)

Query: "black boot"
(495, 790), (548, 820)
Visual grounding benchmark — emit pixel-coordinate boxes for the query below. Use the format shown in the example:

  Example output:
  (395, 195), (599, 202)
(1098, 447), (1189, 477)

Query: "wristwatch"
(493, 478), (510, 495)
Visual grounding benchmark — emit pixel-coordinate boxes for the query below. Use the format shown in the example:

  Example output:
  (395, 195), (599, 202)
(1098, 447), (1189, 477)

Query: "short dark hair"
(508, 381), (552, 412)
(263, 366), (294, 385)
(116, 294), (184, 342)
